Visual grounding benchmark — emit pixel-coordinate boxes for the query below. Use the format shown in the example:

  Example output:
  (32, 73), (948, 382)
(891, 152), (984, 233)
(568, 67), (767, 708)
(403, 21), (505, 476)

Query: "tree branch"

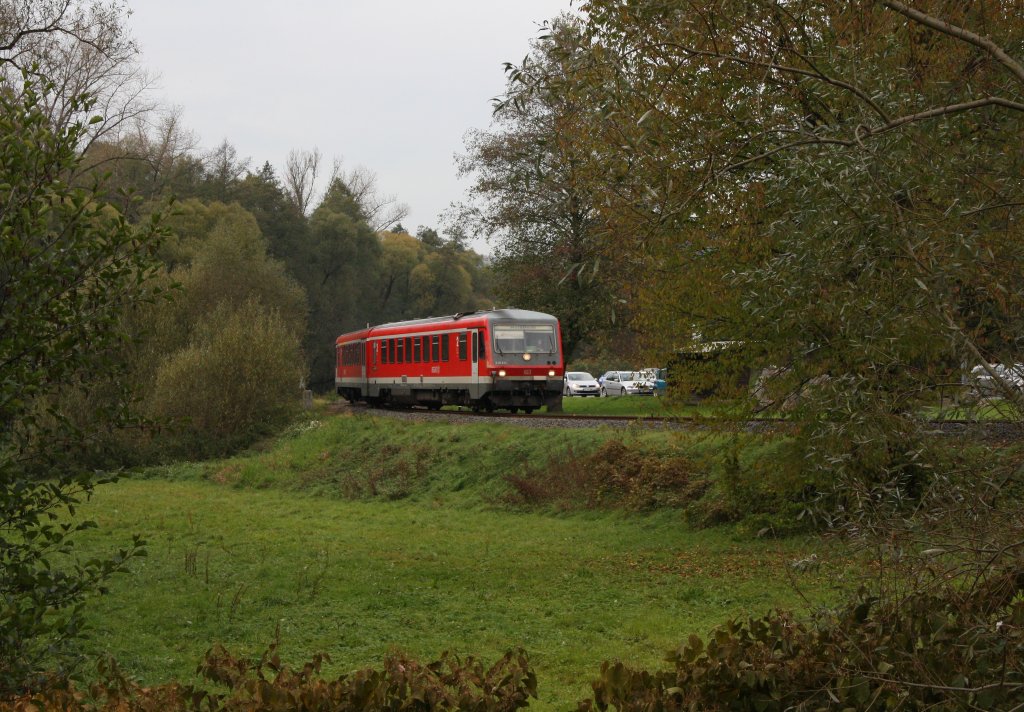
(724, 97), (1024, 172)
(659, 41), (891, 122)
(861, 96), (1024, 137)
(881, 0), (1024, 87)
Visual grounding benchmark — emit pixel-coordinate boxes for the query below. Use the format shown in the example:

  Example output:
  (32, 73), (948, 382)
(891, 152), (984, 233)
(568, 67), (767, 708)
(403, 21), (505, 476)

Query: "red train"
(335, 308), (564, 413)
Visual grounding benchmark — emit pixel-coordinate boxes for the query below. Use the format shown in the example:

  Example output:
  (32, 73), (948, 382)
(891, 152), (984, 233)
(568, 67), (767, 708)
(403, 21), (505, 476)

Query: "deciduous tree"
(505, 0), (1024, 489)
(0, 76), (161, 695)
(0, 0), (155, 147)
(456, 17), (620, 360)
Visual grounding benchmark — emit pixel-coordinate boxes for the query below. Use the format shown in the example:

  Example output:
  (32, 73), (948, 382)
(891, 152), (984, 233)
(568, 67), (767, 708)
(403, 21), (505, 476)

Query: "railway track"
(339, 402), (1022, 438)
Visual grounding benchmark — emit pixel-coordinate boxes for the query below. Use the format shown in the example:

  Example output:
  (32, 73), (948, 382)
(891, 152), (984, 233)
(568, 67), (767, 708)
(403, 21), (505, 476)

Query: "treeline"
(59, 94), (494, 458)
(87, 133), (494, 390)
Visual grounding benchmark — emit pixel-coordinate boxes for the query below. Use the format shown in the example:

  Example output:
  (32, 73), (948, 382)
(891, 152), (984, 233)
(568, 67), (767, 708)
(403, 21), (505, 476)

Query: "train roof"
(336, 309), (558, 343)
(376, 308), (556, 329)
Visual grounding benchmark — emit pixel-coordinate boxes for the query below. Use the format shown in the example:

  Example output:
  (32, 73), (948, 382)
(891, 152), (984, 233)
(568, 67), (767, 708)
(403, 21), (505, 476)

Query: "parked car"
(968, 363), (1024, 397)
(599, 370), (655, 396)
(563, 371), (601, 397)
(640, 367), (668, 396)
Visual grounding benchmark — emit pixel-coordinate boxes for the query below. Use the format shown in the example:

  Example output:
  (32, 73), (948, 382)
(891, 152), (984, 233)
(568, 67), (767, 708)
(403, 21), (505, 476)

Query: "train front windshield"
(493, 324), (558, 355)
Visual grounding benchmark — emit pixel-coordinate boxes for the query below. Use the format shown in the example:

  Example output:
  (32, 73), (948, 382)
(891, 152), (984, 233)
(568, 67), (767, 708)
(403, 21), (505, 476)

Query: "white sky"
(127, 1), (575, 253)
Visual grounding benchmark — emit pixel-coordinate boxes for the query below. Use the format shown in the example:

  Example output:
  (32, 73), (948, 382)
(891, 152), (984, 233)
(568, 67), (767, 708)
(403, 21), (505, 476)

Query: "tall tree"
(301, 179), (383, 389)
(0, 76), (160, 694)
(378, 230), (424, 320)
(200, 138), (251, 203)
(507, 0), (1024, 466)
(232, 161), (309, 265)
(455, 17), (618, 360)
(283, 146), (328, 215)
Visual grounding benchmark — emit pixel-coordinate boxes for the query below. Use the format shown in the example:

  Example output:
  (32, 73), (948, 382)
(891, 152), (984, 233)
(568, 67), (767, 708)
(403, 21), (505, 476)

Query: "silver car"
(599, 370), (654, 396)
(564, 371), (601, 397)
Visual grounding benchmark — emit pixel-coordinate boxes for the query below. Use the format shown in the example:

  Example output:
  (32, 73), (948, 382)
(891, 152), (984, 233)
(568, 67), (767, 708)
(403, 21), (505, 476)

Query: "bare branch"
(0, 1), (155, 144)
(283, 147), (323, 215)
(342, 164), (410, 231)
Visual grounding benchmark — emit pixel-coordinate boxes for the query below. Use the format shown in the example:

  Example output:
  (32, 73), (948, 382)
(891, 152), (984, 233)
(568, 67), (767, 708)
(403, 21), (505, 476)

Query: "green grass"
(62, 408), (843, 709)
(76, 479), (845, 710)
(143, 409), (748, 505)
(558, 394), (730, 418)
(921, 398), (1023, 421)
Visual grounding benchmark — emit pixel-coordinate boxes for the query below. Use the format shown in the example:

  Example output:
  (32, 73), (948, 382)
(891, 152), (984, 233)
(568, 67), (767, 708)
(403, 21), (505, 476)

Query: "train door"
(360, 339), (367, 394)
(472, 327), (489, 402)
(470, 329), (479, 386)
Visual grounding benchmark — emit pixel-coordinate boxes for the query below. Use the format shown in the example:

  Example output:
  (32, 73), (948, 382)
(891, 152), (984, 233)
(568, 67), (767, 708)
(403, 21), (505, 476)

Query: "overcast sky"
(127, 1), (575, 252)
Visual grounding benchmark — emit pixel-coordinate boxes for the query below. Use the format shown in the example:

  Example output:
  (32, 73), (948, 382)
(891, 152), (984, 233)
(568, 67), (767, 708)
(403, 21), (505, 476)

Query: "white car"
(563, 371), (601, 397)
(968, 363), (1024, 397)
(599, 370), (654, 396)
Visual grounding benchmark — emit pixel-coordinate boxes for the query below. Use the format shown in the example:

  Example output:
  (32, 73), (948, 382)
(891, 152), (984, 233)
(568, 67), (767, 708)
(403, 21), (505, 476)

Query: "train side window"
(397, 338), (405, 363)
(431, 335), (440, 362)
(373, 341), (379, 365)
(476, 331), (486, 361)
(471, 331), (478, 362)
(382, 340), (389, 364)
(422, 335), (430, 362)
(457, 333), (467, 361)
(441, 333), (449, 362)
(405, 337), (413, 363)
(413, 336), (421, 363)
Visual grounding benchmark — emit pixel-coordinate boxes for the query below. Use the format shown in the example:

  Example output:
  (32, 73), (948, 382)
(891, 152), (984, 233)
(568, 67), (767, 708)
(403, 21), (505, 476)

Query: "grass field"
(68, 408), (845, 710)
(76, 483), (843, 709)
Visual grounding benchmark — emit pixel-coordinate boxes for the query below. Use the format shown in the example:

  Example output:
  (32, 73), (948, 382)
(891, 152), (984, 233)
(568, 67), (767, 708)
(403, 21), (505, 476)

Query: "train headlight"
(522, 353), (532, 361)
(497, 369), (507, 377)
(548, 369), (556, 377)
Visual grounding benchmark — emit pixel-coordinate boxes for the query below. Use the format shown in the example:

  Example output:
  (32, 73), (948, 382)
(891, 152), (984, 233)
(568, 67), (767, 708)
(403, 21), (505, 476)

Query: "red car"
(336, 308), (564, 413)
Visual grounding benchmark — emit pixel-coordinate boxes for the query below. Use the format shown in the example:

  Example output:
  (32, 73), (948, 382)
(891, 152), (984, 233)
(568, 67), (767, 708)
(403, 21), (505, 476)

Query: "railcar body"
(335, 309), (564, 413)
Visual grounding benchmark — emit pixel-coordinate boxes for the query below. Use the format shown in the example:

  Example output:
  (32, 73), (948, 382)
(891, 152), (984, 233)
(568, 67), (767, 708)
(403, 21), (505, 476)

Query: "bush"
(148, 300), (306, 455)
(2, 643), (537, 711)
(503, 440), (709, 512)
(581, 571), (1024, 711)
(681, 438), (823, 536)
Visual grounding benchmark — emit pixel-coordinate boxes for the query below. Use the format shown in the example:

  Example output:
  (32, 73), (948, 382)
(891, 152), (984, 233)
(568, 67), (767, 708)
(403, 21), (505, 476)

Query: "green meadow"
(73, 409), (845, 710)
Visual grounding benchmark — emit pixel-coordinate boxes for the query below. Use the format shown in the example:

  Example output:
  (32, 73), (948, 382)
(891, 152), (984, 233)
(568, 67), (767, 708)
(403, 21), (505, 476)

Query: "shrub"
(504, 440), (709, 512)
(148, 300), (306, 455)
(2, 643), (537, 711)
(581, 572), (1024, 711)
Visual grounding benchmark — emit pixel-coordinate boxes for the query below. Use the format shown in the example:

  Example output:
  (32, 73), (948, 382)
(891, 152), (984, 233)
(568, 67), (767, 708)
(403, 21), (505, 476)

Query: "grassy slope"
(75, 409), (844, 710)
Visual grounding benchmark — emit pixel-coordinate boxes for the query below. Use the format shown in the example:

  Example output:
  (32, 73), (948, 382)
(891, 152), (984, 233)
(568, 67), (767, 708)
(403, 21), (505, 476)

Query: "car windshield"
(625, 372), (642, 381)
(493, 324), (557, 354)
(567, 372), (593, 381)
